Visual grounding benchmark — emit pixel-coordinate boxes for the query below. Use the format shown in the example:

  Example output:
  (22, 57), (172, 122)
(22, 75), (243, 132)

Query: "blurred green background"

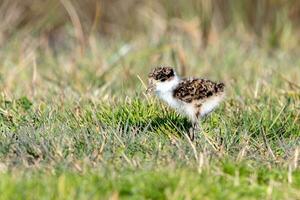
(1, 0), (300, 100)
(1, 0), (300, 50)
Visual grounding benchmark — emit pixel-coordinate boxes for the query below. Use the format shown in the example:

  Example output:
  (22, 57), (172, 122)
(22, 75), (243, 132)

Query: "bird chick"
(146, 66), (225, 140)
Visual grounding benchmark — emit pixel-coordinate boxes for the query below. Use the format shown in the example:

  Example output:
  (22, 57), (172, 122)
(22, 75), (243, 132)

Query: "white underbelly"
(200, 94), (225, 116)
(157, 90), (225, 120)
(159, 93), (181, 109)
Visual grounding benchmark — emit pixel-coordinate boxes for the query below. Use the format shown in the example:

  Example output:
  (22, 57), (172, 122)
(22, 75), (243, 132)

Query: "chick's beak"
(146, 84), (154, 94)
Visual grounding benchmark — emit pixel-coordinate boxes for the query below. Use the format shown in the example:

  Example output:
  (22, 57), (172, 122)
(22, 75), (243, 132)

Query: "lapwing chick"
(146, 66), (225, 140)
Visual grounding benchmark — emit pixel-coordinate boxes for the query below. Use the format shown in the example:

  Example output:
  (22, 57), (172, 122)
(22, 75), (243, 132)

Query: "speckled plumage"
(173, 78), (225, 103)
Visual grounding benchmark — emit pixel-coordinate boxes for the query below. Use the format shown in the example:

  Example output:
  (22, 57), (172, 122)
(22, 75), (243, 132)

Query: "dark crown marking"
(148, 67), (175, 82)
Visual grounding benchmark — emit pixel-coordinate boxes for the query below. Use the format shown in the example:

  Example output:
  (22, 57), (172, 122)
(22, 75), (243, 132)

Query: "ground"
(0, 33), (299, 199)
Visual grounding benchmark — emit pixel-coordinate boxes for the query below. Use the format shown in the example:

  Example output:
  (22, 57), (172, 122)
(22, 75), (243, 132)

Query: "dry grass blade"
(261, 127), (276, 160)
(60, 0), (85, 54)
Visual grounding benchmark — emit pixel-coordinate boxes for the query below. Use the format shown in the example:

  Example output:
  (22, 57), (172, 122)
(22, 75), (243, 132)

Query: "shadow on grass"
(147, 115), (192, 137)
(109, 112), (193, 138)
(95, 100), (194, 138)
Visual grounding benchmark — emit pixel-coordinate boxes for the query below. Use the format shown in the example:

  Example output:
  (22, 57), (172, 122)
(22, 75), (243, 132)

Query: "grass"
(1, 167), (300, 200)
(0, 29), (300, 199)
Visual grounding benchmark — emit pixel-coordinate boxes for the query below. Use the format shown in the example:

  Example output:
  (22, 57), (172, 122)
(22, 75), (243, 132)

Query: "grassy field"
(0, 30), (299, 199)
